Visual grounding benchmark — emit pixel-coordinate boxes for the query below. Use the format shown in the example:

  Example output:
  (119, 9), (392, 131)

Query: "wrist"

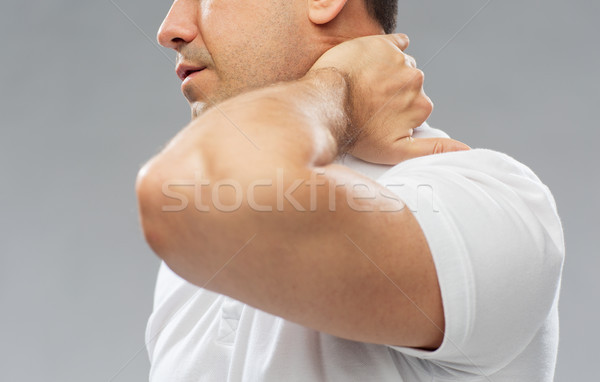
(302, 68), (354, 153)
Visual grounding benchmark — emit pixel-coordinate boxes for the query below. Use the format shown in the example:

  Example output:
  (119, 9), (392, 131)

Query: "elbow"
(135, 156), (211, 266)
(135, 160), (171, 260)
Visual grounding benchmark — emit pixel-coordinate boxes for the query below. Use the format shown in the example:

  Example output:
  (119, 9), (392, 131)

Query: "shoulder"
(378, 149), (565, 376)
(379, 148), (560, 226)
(378, 148), (564, 279)
(381, 148), (542, 182)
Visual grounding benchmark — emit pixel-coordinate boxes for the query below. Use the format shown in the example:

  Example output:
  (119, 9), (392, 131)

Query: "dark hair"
(363, 0), (398, 34)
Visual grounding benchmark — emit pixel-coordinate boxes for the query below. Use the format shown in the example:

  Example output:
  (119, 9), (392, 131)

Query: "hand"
(309, 34), (470, 164)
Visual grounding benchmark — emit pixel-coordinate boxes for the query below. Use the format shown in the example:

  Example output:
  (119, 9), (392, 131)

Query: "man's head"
(157, 0), (399, 117)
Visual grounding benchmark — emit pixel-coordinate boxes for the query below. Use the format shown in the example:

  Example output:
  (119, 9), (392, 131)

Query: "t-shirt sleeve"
(376, 149), (564, 377)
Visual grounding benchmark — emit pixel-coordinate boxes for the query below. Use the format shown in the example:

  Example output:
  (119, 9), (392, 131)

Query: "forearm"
(136, 69), (352, 274)
(197, 68), (351, 178)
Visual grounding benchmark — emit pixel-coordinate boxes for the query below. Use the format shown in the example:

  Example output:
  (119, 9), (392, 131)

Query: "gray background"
(0, 0), (597, 380)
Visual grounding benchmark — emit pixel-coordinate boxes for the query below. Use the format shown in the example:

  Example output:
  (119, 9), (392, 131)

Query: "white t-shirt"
(145, 124), (565, 381)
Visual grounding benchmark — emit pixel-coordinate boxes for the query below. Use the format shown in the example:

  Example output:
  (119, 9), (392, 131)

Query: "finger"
(405, 54), (417, 68)
(386, 33), (410, 51)
(391, 137), (471, 162)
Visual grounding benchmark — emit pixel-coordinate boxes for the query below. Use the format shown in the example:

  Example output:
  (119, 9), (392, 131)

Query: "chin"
(191, 101), (209, 119)
(187, 84), (254, 119)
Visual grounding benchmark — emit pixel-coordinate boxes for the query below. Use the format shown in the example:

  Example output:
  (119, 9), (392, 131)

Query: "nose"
(157, 0), (199, 50)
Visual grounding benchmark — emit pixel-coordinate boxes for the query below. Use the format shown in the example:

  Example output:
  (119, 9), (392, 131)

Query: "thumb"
(391, 137), (471, 162)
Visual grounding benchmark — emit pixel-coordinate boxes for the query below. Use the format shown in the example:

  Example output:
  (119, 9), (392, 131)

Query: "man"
(136, 0), (565, 380)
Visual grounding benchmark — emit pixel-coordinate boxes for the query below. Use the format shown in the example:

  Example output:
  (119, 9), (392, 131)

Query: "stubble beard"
(188, 80), (266, 120)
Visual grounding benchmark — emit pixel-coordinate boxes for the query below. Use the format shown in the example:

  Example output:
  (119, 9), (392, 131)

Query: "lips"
(176, 64), (207, 81)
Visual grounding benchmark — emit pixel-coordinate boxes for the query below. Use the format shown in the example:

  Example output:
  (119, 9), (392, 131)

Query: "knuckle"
(414, 94), (433, 120)
(406, 69), (425, 90)
(396, 52), (408, 66)
(412, 68), (425, 83)
(422, 94), (434, 111)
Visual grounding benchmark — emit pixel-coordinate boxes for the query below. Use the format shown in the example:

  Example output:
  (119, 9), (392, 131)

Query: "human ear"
(307, 0), (348, 25)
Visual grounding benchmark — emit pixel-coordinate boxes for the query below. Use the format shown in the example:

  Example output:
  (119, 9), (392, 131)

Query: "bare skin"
(138, 0), (471, 350)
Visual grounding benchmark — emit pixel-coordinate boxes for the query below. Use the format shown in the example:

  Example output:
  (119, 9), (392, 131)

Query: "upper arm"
(139, 160), (445, 350)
